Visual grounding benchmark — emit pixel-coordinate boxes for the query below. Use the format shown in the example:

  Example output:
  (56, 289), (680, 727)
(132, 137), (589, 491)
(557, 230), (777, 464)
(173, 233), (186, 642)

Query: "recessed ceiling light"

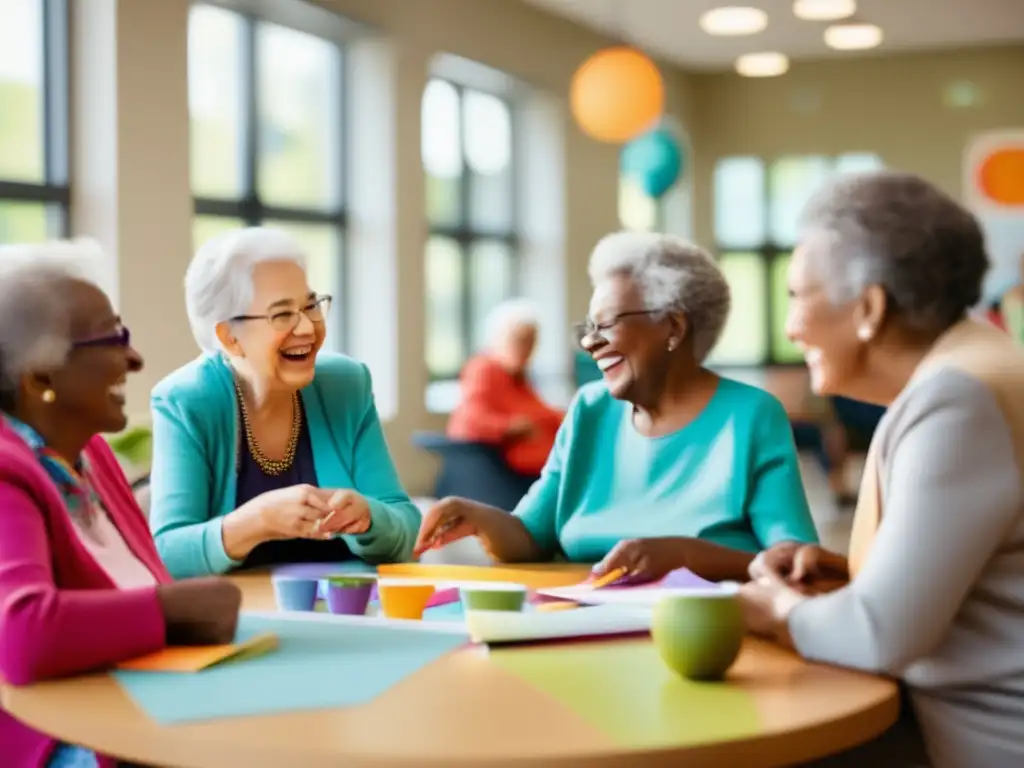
(735, 52), (790, 77)
(825, 22), (883, 50)
(699, 6), (769, 36)
(793, 0), (856, 21)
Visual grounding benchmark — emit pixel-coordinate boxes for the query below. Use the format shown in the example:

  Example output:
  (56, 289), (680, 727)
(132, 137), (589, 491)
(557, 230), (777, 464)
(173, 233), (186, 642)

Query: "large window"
(707, 153), (884, 366)
(422, 77), (518, 380)
(0, 0), (68, 244)
(619, 176), (664, 232)
(188, 4), (346, 347)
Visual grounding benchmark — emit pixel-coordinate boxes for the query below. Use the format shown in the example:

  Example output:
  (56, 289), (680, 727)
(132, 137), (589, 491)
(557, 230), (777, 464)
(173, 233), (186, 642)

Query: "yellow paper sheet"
(117, 632), (278, 673)
(380, 563), (589, 589)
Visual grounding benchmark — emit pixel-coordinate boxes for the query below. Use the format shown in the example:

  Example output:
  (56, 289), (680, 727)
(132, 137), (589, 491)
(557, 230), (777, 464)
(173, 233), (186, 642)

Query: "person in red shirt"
(447, 300), (564, 478)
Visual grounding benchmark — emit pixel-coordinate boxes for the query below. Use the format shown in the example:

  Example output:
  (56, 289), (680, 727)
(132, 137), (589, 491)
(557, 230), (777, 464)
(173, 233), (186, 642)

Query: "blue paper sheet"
(423, 600), (466, 621)
(113, 614), (468, 724)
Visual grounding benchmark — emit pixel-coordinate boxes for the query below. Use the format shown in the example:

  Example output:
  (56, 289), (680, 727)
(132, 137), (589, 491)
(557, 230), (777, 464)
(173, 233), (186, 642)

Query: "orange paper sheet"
(117, 632), (278, 673)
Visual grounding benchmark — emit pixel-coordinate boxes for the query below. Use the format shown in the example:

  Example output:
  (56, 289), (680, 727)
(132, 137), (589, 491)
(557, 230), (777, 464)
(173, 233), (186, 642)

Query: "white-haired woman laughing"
(148, 227), (419, 578)
(418, 232), (818, 583)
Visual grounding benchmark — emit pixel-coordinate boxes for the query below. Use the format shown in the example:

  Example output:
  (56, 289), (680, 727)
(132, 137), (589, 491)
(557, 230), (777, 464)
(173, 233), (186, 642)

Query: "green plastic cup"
(459, 582), (527, 612)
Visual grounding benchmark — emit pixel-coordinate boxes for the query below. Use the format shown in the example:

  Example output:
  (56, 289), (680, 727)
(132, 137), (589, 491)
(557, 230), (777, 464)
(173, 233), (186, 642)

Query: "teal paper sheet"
(113, 614), (468, 724)
(423, 600), (466, 621)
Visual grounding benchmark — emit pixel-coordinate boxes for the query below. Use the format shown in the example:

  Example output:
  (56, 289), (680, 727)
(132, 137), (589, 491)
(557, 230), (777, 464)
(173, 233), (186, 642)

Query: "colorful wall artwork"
(963, 130), (1024, 304)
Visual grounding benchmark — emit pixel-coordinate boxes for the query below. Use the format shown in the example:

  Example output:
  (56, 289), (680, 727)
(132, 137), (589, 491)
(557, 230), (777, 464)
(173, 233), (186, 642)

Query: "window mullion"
(241, 14), (260, 224)
(457, 86), (474, 360)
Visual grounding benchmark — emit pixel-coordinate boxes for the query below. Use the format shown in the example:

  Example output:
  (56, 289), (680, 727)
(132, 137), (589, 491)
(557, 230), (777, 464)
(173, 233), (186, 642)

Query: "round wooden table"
(2, 564), (899, 768)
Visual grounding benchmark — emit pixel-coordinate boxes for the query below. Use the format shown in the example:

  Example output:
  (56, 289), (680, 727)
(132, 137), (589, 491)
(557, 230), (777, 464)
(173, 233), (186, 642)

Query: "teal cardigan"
(148, 352), (420, 579)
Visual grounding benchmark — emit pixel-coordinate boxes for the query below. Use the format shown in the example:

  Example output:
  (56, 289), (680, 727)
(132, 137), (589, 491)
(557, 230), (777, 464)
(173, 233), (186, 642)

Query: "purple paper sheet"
(271, 562), (377, 579)
(660, 567), (720, 589)
(598, 567), (723, 591)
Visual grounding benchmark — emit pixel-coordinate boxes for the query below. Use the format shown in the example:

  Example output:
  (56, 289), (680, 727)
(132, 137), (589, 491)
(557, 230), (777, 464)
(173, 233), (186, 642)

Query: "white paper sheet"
(536, 582), (738, 607)
(464, 605), (652, 645)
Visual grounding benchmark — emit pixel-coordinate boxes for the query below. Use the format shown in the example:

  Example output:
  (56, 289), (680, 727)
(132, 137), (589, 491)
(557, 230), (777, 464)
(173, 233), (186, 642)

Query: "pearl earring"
(857, 326), (873, 342)
(667, 339), (678, 351)
(41, 389), (56, 404)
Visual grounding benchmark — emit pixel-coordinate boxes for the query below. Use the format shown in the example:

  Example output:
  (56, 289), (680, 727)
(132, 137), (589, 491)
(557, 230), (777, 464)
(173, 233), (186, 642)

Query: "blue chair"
(831, 396), (886, 451)
(412, 432), (537, 512)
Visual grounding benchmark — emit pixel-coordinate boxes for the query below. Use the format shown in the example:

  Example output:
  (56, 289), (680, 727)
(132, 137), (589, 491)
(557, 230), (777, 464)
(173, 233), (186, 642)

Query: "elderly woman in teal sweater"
(416, 233), (819, 583)
(149, 228), (419, 579)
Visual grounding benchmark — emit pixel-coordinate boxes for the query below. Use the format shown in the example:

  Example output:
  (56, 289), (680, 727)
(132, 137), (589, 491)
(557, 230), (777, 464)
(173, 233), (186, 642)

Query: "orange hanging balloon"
(571, 46), (665, 144)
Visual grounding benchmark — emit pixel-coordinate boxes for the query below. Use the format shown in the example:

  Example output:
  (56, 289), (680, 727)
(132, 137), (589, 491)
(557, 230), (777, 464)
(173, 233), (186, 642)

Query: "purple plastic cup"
(272, 576), (319, 612)
(324, 577), (375, 616)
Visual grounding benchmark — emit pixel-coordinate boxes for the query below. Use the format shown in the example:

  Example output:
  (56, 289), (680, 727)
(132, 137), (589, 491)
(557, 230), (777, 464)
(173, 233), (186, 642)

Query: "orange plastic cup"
(378, 579), (436, 620)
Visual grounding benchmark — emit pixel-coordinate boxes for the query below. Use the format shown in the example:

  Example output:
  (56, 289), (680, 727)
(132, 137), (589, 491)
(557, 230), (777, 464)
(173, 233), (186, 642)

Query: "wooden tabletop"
(2, 565), (900, 768)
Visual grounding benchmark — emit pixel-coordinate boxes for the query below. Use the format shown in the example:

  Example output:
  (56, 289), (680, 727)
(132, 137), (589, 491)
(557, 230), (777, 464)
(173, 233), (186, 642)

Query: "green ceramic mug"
(651, 589), (744, 681)
(460, 582), (527, 612)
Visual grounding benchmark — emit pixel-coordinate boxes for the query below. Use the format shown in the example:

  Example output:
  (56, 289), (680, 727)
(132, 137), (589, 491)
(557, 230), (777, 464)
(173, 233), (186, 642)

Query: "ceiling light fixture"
(735, 52), (790, 77)
(824, 22), (883, 50)
(793, 0), (856, 21)
(699, 6), (769, 36)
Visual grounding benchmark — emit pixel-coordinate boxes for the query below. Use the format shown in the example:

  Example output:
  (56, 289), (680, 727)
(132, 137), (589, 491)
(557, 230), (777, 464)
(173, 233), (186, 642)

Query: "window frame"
(0, 0), (70, 241)
(189, 2), (349, 349)
(712, 153), (882, 368)
(424, 76), (521, 383)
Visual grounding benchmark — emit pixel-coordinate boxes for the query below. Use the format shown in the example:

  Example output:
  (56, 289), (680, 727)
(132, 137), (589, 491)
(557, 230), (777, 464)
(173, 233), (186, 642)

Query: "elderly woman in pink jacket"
(0, 243), (240, 768)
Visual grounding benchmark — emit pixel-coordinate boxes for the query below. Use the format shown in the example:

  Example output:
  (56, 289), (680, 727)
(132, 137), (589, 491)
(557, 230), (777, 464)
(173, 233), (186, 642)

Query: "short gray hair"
(588, 232), (731, 362)
(483, 298), (539, 349)
(0, 240), (113, 409)
(798, 170), (989, 333)
(185, 227), (308, 354)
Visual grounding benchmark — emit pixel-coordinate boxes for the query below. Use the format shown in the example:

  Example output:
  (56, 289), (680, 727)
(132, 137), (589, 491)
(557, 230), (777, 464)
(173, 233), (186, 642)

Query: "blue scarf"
(4, 415), (98, 525)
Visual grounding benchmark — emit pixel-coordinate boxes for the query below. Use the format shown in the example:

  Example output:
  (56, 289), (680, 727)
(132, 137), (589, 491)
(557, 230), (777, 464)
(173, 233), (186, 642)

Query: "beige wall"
(686, 45), (1024, 249)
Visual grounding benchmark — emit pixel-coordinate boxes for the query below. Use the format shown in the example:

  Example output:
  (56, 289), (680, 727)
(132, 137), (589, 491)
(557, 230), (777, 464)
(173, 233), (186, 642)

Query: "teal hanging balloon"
(621, 128), (684, 199)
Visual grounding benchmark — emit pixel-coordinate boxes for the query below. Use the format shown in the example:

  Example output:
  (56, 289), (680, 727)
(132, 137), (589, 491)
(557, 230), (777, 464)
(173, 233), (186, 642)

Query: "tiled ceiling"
(519, 0), (1024, 70)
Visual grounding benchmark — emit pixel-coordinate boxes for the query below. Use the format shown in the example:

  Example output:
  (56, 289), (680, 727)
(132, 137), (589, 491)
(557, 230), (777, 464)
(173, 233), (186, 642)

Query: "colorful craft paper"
(113, 613), (468, 724)
(116, 632), (278, 672)
(538, 568), (730, 606)
(488, 638), (762, 748)
(378, 563), (586, 589)
(466, 605), (650, 645)
(271, 561), (377, 579)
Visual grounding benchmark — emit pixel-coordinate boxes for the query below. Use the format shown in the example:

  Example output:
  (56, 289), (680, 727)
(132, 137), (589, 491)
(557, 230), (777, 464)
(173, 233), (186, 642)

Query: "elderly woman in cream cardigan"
(740, 171), (1024, 768)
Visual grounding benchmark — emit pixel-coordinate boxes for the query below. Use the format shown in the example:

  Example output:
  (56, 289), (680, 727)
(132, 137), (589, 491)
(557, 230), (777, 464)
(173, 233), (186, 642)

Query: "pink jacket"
(0, 424), (171, 768)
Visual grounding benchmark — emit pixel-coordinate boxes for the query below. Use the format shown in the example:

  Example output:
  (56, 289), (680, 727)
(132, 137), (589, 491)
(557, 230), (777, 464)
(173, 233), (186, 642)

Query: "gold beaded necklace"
(234, 378), (302, 476)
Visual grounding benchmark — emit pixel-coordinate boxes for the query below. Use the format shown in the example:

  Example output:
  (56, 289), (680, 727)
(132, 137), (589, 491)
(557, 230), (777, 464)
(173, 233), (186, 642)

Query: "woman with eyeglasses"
(148, 228), (419, 579)
(416, 232), (818, 583)
(0, 242), (241, 768)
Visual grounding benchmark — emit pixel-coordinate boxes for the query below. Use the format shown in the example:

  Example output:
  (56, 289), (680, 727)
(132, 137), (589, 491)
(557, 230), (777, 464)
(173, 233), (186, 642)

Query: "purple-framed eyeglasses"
(71, 325), (132, 349)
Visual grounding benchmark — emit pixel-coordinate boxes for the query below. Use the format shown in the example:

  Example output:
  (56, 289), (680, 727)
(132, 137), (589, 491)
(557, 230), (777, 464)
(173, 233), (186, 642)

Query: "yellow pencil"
(589, 566), (627, 589)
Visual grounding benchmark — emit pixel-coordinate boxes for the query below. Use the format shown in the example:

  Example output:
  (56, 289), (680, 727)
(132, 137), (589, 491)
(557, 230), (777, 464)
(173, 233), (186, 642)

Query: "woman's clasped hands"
(253, 484), (373, 541)
(740, 542), (850, 639)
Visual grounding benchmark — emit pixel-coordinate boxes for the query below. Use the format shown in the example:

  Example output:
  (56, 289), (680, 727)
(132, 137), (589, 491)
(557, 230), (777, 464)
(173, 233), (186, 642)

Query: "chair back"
(412, 431), (536, 511)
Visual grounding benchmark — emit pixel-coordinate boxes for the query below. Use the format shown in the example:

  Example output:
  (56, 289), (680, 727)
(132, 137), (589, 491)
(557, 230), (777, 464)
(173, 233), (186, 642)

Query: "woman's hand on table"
(413, 497), (484, 556)
(157, 577), (242, 645)
(591, 538), (690, 584)
(749, 542), (849, 594)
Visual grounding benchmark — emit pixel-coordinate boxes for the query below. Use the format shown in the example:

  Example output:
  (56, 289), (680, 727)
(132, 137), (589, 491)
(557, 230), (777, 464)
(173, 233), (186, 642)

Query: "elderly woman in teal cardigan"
(149, 228), (419, 579)
(417, 233), (819, 583)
